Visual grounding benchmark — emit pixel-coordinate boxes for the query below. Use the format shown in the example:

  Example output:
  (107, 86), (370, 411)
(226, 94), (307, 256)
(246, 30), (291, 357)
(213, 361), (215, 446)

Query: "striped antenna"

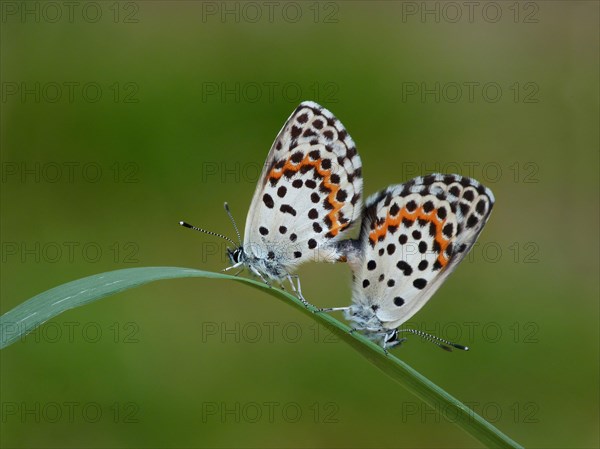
(223, 202), (243, 246)
(398, 328), (469, 352)
(179, 221), (237, 247)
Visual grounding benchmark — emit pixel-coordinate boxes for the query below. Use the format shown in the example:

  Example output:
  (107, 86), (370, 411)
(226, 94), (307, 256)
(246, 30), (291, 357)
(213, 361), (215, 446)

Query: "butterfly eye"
(235, 248), (245, 263)
(226, 247), (243, 264)
(385, 329), (399, 343)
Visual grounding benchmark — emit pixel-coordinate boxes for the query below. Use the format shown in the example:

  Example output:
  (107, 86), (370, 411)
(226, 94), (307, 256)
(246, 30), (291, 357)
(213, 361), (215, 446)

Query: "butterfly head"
(383, 328), (406, 349)
(227, 246), (246, 265)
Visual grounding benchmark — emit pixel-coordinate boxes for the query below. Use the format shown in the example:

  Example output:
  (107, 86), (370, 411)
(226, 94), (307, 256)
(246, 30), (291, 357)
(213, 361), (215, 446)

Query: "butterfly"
(322, 174), (495, 351)
(181, 101), (363, 306)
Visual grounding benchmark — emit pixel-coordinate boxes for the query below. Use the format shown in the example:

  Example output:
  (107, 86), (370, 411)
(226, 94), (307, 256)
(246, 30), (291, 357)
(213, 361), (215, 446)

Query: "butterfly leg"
(222, 261), (243, 273)
(286, 274), (313, 308)
(316, 306), (350, 313)
(249, 265), (271, 287)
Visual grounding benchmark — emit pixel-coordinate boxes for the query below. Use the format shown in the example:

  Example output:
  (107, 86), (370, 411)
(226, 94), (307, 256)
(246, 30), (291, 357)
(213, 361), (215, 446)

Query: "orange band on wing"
(268, 155), (348, 237)
(369, 206), (451, 268)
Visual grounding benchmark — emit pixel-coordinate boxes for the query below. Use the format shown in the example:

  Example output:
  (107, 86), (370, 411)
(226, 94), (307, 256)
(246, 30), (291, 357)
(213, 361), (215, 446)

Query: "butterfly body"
(234, 101), (363, 288)
(185, 101), (364, 305)
(331, 173), (495, 350)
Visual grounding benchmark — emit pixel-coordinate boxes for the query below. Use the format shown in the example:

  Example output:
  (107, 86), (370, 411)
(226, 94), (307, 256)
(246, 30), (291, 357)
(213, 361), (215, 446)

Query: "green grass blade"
(0, 266), (523, 449)
(0, 267), (224, 348)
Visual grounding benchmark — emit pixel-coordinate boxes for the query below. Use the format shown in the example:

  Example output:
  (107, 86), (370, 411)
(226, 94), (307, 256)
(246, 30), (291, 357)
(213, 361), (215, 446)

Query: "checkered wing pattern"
(243, 101), (363, 270)
(350, 174), (494, 329)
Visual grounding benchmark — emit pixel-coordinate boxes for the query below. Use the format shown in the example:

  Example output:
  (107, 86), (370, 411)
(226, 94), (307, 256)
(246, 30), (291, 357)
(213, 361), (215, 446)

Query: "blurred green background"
(1, 1), (598, 448)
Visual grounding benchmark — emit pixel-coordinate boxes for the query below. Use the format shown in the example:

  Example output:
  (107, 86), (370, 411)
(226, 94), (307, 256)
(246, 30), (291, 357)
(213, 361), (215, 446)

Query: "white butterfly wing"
(243, 101), (363, 270)
(350, 174), (494, 329)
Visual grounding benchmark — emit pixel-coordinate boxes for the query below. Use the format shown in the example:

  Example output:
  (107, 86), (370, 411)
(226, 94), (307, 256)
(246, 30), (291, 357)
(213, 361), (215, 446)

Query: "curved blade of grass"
(0, 267), (522, 449)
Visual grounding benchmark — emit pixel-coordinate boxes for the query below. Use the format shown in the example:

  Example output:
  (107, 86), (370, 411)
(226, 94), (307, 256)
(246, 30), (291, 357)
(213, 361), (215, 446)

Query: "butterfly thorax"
(247, 254), (288, 281)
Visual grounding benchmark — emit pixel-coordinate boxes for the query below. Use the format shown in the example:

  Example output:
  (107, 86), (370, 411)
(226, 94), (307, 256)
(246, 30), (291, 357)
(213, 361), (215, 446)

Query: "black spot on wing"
(443, 223), (454, 238)
(280, 204), (297, 216)
(413, 278), (427, 289)
(476, 199), (487, 214)
(263, 194), (274, 208)
(406, 200), (418, 212)
(297, 113), (309, 124)
(466, 215), (479, 228)
(290, 152), (303, 164)
(397, 261), (413, 276)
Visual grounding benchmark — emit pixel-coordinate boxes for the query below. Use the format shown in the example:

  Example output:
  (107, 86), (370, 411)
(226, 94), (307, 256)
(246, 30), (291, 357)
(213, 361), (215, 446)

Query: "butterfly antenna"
(179, 221), (237, 247)
(398, 328), (469, 352)
(223, 202), (243, 246)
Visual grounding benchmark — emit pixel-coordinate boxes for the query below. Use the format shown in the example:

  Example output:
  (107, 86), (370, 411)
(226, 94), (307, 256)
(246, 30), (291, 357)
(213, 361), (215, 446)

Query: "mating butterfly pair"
(182, 102), (494, 351)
